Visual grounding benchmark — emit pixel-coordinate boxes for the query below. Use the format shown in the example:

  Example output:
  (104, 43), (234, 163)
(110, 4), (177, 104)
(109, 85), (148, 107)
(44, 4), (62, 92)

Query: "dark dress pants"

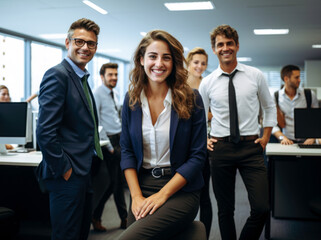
(93, 134), (127, 221)
(45, 172), (93, 240)
(210, 141), (269, 240)
(199, 153), (213, 239)
(118, 173), (200, 240)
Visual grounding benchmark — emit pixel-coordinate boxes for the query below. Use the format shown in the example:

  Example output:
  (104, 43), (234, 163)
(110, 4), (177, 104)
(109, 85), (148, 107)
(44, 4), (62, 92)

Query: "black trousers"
(118, 173), (200, 240)
(93, 133), (127, 221)
(209, 141), (269, 240)
(199, 153), (213, 239)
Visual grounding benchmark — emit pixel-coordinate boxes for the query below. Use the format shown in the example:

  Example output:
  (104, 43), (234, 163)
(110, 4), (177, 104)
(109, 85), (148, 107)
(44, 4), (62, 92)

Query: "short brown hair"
(186, 47), (208, 67)
(100, 63), (118, 76)
(67, 18), (100, 41)
(210, 24), (239, 49)
(280, 65), (300, 81)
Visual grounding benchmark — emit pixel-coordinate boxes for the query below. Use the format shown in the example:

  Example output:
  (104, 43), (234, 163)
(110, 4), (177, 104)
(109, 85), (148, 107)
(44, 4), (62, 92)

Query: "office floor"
(87, 172), (321, 240)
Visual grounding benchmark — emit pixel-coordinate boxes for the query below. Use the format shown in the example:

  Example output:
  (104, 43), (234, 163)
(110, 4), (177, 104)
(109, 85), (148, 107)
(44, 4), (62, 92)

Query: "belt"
(211, 135), (258, 142)
(107, 133), (121, 138)
(140, 167), (172, 178)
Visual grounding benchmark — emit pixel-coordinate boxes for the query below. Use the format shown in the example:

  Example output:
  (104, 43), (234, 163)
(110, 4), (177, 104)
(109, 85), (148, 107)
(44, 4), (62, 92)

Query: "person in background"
(92, 63), (127, 231)
(118, 30), (207, 240)
(36, 18), (101, 240)
(272, 65), (319, 145)
(0, 85), (11, 102)
(199, 24), (276, 240)
(186, 47), (213, 239)
(26, 92), (38, 103)
(0, 85), (13, 150)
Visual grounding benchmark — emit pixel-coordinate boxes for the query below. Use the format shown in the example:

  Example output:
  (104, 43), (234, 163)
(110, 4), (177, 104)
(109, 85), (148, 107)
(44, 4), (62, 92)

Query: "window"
(0, 34), (24, 101)
(258, 67), (305, 95)
(31, 43), (63, 95)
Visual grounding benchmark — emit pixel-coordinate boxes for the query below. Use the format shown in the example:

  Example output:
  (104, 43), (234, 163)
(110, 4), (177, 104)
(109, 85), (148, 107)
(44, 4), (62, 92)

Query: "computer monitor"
(294, 108), (321, 138)
(0, 102), (29, 144)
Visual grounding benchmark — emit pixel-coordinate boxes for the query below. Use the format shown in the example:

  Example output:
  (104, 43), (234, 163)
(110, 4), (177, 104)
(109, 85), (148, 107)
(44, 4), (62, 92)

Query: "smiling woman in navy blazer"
(118, 30), (207, 240)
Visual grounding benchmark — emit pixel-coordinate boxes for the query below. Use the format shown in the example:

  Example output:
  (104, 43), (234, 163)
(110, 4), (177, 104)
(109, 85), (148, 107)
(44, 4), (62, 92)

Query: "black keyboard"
(298, 143), (321, 149)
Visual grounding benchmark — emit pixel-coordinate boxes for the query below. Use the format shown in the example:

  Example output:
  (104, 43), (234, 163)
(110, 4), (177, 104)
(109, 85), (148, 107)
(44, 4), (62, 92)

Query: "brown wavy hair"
(128, 30), (195, 119)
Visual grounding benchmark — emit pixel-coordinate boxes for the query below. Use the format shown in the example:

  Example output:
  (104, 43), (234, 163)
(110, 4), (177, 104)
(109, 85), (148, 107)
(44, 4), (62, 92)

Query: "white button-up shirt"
(141, 89), (171, 169)
(199, 63), (277, 137)
(272, 87), (319, 140)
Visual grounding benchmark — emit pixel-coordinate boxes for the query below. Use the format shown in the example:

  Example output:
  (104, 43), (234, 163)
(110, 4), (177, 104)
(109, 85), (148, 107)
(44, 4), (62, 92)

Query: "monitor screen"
(0, 102), (28, 144)
(294, 108), (321, 139)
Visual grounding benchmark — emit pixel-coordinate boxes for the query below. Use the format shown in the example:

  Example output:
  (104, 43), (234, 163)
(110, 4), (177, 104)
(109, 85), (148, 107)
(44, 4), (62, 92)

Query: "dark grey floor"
(88, 172), (321, 240)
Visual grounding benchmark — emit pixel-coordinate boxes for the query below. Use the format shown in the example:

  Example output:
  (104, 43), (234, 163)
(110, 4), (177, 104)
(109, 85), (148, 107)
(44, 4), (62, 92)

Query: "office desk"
(265, 143), (321, 239)
(0, 151), (42, 166)
(0, 152), (50, 238)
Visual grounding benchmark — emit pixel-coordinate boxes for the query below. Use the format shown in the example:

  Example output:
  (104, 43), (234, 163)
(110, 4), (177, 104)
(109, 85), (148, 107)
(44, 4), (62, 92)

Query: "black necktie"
(110, 90), (118, 112)
(222, 70), (240, 143)
(81, 75), (103, 160)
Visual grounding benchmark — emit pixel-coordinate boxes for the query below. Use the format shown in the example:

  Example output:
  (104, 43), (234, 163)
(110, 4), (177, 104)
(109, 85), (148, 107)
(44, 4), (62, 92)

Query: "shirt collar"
(215, 62), (244, 77)
(65, 57), (89, 79)
(281, 87), (303, 98)
(140, 88), (172, 108)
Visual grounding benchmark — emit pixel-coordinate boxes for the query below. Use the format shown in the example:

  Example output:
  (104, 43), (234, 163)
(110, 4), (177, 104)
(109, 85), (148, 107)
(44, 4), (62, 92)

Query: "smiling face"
(140, 40), (173, 87)
(213, 34), (239, 68)
(101, 68), (118, 89)
(65, 28), (97, 70)
(188, 54), (207, 78)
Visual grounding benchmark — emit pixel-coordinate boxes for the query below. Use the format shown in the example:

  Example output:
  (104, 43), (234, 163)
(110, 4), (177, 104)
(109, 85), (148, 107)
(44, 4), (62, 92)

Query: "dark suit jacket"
(120, 90), (207, 192)
(36, 59), (98, 179)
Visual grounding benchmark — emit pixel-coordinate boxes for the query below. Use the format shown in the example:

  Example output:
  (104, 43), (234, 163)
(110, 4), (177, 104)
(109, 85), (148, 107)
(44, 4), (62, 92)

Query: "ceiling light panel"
(164, 1), (214, 11)
(237, 57), (252, 62)
(253, 29), (289, 35)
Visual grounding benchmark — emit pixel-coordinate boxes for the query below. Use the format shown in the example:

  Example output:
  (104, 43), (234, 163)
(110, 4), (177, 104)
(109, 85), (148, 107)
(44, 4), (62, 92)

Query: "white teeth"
(153, 70), (164, 73)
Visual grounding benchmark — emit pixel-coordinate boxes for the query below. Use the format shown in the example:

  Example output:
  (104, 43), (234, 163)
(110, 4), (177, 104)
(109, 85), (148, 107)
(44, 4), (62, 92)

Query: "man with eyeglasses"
(36, 18), (101, 240)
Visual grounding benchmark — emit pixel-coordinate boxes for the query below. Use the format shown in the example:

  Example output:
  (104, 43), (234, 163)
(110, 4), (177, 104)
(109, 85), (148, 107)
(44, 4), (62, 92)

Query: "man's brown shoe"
(120, 218), (127, 229)
(92, 218), (107, 232)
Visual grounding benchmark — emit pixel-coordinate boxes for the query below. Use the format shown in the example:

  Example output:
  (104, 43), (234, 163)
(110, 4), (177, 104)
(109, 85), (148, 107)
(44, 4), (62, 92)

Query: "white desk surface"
(0, 151), (42, 167)
(0, 139), (108, 167)
(266, 143), (321, 156)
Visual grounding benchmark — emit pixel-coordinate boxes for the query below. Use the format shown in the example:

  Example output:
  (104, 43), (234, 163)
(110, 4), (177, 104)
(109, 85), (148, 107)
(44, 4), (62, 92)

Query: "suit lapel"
(132, 104), (143, 158)
(61, 60), (93, 117)
(170, 107), (179, 151)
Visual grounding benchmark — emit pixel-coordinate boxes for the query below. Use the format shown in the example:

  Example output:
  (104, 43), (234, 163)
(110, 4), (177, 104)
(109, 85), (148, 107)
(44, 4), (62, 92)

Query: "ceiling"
(1, 0), (321, 72)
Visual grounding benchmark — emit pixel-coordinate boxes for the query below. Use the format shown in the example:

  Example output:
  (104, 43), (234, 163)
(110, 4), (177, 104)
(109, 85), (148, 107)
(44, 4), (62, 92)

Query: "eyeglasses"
(70, 38), (98, 49)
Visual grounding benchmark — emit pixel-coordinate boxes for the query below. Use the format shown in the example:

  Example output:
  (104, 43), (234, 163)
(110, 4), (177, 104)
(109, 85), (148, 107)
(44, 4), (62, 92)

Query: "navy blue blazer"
(120, 90), (207, 192)
(36, 59), (98, 179)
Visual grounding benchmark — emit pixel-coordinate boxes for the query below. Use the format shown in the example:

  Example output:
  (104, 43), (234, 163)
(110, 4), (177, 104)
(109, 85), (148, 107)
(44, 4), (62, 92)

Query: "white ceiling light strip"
(83, 0), (108, 15)
(164, 1), (214, 11)
(253, 29), (289, 35)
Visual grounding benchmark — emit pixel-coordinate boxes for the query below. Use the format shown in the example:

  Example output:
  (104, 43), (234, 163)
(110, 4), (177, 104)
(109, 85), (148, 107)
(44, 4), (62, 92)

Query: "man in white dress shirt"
(272, 65), (319, 145)
(92, 63), (127, 231)
(199, 24), (277, 240)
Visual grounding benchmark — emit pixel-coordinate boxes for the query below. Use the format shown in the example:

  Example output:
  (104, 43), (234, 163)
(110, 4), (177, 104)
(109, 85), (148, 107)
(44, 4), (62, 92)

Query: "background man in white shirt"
(92, 63), (127, 231)
(199, 24), (276, 240)
(272, 65), (319, 145)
